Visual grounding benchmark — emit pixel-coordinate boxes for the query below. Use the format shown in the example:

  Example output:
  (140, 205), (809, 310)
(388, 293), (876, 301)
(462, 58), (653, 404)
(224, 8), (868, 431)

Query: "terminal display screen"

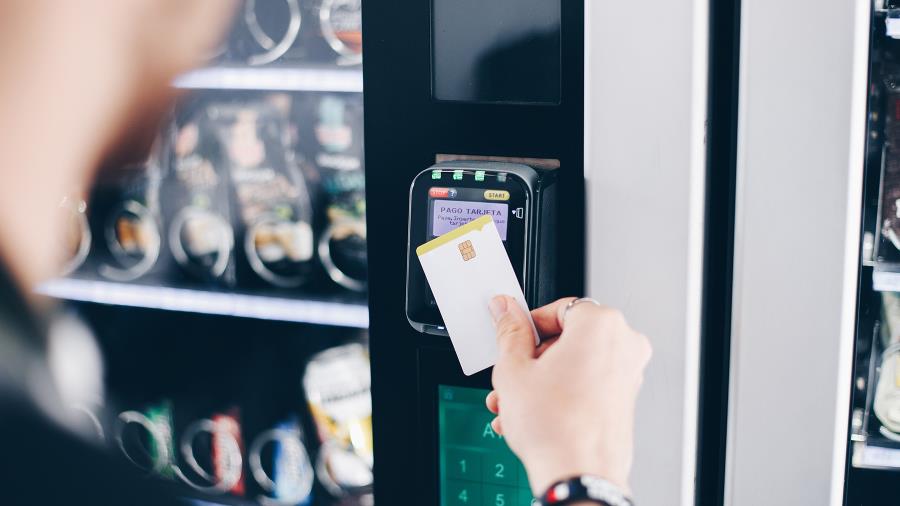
(438, 385), (533, 506)
(428, 188), (511, 241)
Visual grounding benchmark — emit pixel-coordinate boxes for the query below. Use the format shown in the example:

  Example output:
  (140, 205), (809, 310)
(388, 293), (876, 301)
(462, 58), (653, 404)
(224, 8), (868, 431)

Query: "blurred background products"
(60, 90), (366, 297)
(206, 100), (316, 288)
(93, 162), (164, 282)
(58, 195), (91, 277)
(304, 344), (373, 501)
(212, 0), (362, 67)
(875, 293), (900, 434)
(164, 109), (237, 286)
(38, 3), (369, 506)
(62, 304), (371, 506)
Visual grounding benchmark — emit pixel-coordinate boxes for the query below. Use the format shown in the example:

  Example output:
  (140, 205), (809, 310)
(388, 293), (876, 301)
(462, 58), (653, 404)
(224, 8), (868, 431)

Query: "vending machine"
(45, 2), (374, 505)
(723, 0), (900, 505)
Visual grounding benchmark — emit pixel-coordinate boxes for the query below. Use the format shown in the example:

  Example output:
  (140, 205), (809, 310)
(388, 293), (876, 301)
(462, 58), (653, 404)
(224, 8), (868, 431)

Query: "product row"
(213, 0), (361, 67)
(871, 29), (900, 274)
(71, 343), (372, 506)
(61, 91), (366, 295)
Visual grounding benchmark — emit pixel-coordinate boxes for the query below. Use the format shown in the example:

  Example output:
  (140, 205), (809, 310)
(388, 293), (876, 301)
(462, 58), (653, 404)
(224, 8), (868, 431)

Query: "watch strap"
(538, 475), (633, 506)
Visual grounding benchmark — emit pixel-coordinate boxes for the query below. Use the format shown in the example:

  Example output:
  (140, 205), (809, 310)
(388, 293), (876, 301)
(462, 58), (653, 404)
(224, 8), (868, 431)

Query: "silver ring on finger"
(562, 297), (603, 326)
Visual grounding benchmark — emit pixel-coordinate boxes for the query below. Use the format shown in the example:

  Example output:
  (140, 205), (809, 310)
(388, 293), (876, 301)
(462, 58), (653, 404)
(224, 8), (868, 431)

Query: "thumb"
(489, 295), (535, 364)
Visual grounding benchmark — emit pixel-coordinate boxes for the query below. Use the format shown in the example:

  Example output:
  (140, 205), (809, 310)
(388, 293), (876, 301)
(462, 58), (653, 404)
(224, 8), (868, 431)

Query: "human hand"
(486, 296), (651, 497)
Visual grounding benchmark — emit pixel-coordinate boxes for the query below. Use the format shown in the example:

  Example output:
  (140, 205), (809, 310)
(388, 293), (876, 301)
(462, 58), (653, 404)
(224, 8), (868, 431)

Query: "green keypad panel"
(438, 385), (534, 506)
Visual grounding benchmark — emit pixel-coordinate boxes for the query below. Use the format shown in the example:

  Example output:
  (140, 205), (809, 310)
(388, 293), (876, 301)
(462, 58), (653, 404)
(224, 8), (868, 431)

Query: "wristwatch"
(538, 475), (634, 506)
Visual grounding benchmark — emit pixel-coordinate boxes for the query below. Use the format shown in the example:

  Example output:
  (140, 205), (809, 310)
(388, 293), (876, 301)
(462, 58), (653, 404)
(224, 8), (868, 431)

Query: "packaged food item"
(235, 0), (303, 66)
(318, 191), (367, 291)
(319, 0), (362, 65)
(316, 440), (373, 501)
(249, 417), (315, 506)
(314, 95), (360, 159)
(875, 344), (900, 434)
(878, 74), (900, 264)
(876, 292), (900, 434)
(206, 101), (315, 288)
(162, 111), (236, 285)
(303, 343), (373, 498)
(212, 411), (246, 496)
(59, 195), (91, 276)
(297, 93), (366, 291)
(116, 401), (176, 478)
(93, 162), (163, 282)
(173, 408), (245, 495)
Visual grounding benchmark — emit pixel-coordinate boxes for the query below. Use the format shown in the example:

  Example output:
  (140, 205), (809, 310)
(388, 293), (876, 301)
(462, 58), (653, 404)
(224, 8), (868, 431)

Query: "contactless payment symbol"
(458, 240), (476, 262)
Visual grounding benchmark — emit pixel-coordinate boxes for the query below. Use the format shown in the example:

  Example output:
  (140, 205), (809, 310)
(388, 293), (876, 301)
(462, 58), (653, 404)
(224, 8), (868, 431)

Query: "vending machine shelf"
(36, 278), (369, 328)
(174, 65), (363, 93)
(873, 269), (900, 292)
(852, 437), (900, 470)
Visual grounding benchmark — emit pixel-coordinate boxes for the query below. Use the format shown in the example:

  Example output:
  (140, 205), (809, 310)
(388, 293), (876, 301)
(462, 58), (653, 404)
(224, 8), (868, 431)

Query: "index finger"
(530, 297), (576, 338)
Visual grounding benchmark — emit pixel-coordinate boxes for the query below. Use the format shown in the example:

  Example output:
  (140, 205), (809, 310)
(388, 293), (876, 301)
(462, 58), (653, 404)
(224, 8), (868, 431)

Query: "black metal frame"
(695, 0), (742, 504)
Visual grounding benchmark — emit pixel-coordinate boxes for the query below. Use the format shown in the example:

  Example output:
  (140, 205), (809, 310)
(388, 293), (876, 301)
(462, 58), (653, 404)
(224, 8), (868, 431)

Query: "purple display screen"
(431, 200), (509, 240)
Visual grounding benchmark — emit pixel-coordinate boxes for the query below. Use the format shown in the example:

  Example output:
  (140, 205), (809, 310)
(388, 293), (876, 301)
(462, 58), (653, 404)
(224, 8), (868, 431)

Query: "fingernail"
(489, 296), (508, 322)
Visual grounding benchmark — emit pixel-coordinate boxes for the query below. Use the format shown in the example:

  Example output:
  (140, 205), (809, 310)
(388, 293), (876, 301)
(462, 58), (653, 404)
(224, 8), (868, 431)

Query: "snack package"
(249, 417), (315, 506)
(175, 408), (246, 495)
(876, 292), (900, 434)
(206, 100), (316, 288)
(878, 74), (900, 264)
(319, 0), (362, 65)
(162, 108), (237, 286)
(116, 401), (176, 479)
(92, 162), (163, 282)
(303, 343), (373, 498)
(319, 191), (367, 291)
(296, 93), (367, 291)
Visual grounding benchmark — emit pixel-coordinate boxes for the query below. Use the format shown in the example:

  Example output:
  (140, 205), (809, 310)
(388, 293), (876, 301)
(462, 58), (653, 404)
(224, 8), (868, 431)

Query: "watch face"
(407, 168), (530, 330)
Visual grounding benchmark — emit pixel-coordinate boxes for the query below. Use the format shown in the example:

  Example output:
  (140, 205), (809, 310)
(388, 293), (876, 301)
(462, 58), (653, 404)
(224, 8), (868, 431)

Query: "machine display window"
(437, 385), (532, 506)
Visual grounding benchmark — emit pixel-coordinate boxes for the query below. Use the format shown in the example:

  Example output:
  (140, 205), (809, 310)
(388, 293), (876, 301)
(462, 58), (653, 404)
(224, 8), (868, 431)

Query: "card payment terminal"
(406, 161), (557, 335)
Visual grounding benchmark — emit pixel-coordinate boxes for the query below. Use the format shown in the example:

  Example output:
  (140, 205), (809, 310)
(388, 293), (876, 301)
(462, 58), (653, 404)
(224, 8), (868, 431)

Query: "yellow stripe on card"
(416, 215), (493, 257)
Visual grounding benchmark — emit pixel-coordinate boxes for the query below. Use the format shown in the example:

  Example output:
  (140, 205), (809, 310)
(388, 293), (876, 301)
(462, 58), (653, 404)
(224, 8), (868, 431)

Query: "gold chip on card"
(458, 240), (476, 261)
